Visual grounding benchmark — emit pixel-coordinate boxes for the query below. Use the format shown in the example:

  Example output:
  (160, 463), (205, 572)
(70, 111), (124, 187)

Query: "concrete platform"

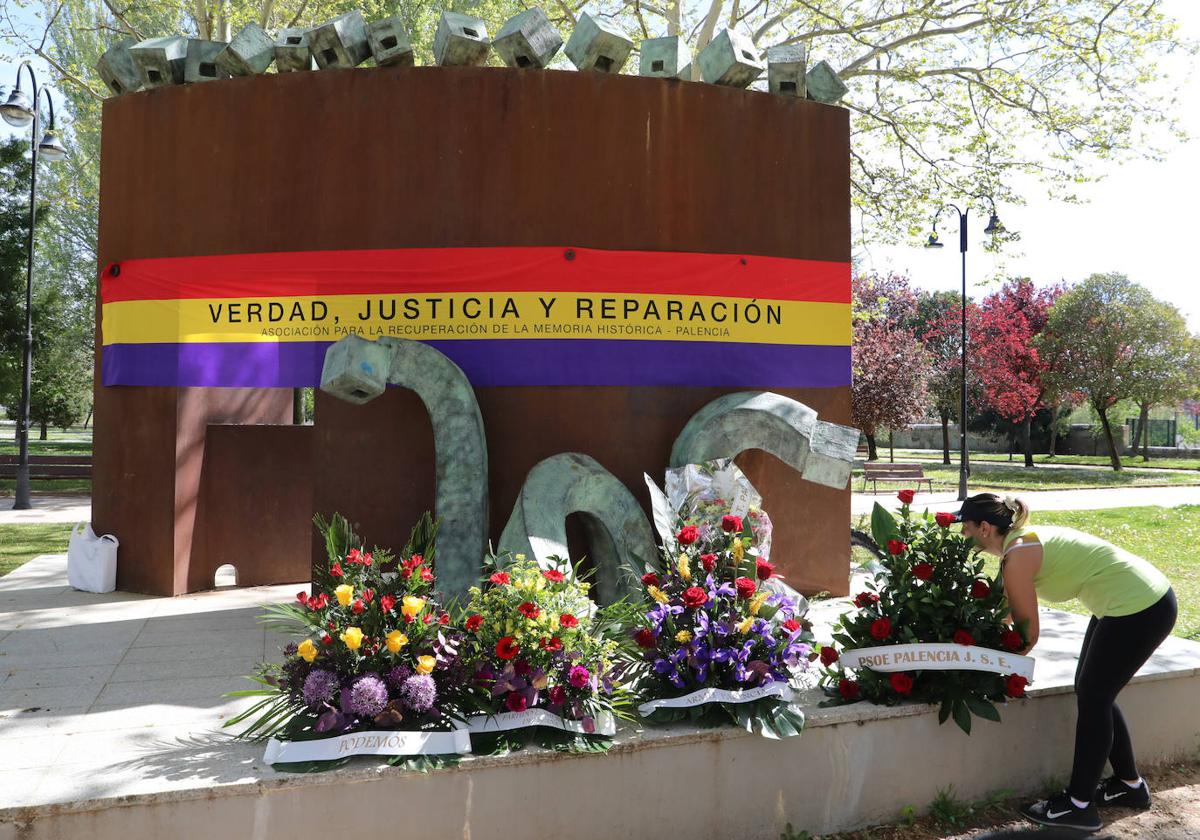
(3, 554), (1200, 838)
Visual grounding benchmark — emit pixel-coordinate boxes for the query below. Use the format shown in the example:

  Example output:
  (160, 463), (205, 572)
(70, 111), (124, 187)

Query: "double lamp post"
(924, 203), (1004, 502)
(3, 61), (67, 510)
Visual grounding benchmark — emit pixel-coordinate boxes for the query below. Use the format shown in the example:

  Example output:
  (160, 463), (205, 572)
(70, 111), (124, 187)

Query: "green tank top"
(1002, 525), (1170, 618)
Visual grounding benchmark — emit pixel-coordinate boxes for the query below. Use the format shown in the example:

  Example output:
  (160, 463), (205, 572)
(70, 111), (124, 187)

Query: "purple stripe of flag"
(101, 340), (851, 389)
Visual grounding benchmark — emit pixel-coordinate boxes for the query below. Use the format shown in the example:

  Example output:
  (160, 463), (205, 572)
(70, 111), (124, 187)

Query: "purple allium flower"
(399, 673), (438, 714)
(346, 673), (389, 717)
(568, 665), (590, 689)
(301, 669), (339, 708)
(385, 664), (412, 690)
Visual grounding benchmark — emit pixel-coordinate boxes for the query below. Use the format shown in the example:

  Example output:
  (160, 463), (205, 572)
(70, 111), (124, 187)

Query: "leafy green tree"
(1037, 273), (1158, 471)
(1125, 300), (1198, 461)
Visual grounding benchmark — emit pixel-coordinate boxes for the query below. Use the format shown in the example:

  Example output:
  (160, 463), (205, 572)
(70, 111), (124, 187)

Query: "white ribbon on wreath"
(263, 727), (472, 765)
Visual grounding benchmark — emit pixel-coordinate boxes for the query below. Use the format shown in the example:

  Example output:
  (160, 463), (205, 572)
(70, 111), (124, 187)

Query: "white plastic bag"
(66, 522), (118, 593)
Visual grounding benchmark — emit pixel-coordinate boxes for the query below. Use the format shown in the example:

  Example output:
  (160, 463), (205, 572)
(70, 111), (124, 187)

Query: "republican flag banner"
(100, 246), (851, 388)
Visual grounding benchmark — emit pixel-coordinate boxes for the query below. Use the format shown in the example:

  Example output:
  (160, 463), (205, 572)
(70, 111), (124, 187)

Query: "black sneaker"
(1020, 791), (1102, 833)
(1094, 776), (1152, 810)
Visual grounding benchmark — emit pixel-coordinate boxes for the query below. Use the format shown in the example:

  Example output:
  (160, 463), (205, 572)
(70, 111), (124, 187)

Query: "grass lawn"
(0, 479), (91, 495)
(892, 448), (1200, 472)
(854, 462), (1200, 492)
(977, 506), (1200, 641)
(0, 440), (93, 457)
(0, 523), (76, 577)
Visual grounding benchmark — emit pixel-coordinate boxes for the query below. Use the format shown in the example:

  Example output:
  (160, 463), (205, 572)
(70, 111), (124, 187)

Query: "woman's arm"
(1002, 544), (1043, 654)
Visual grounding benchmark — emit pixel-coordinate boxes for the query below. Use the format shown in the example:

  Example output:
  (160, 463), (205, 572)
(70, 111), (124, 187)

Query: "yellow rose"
(297, 639), (318, 663)
(335, 584), (354, 607)
(749, 592), (769, 616)
(340, 626), (364, 651)
(401, 596), (426, 620)
(647, 586), (669, 605)
(677, 553), (691, 582)
(415, 655), (436, 675)
(736, 616), (755, 635)
(675, 630), (693, 644)
(385, 630), (408, 653)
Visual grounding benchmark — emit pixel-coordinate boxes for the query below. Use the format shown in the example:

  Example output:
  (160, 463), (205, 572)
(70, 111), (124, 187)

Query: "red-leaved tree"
(851, 274), (932, 460)
(975, 280), (1063, 467)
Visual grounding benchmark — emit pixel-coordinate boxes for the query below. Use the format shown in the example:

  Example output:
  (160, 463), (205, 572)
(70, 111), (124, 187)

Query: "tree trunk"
(888, 429), (894, 463)
(39, 422), (47, 440)
(1138, 403), (1152, 461)
(940, 410), (951, 464)
(1131, 403), (1146, 456)
(1047, 405), (1059, 457)
(865, 433), (878, 462)
(83, 408), (93, 430)
(293, 388), (304, 425)
(1021, 416), (1034, 468)
(1097, 405), (1123, 471)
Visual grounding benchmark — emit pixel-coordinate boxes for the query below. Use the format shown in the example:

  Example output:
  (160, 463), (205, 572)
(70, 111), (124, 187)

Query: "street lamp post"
(924, 204), (1003, 502)
(2, 61), (67, 511)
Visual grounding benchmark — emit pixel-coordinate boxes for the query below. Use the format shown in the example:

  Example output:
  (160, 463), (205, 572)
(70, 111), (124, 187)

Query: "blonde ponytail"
(961, 493), (1031, 533)
(1004, 495), (1030, 529)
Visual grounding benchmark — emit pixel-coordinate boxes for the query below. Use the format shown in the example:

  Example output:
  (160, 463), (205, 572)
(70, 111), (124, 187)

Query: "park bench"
(861, 462), (933, 495)
(0, 454), (92, 480)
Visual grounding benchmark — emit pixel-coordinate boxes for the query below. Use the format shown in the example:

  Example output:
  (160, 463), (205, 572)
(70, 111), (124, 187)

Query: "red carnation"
(838, 678), (860, 701)
(465, 614), (483, 632)
(634, 628), (657, 648)
(755, 558), (776, 581)
(890, 672), (914, 695)
(854, 592), (880, 608)
(887, 540), (908, 556)
(641, 572), (660, 587)
(970, 580), (991, 599)
(490, 572), (511, 586)
(1006, 674), (1028, 698)
(683, 587), (709, 609)
(541, 636), (563, 652)
(677, 525), (700, 545)
(505, 692), (529, 713)
(935, 511), (957, 528)
(897, 489), (916, 505)
(819, 646), (839, 666)
(700, 553), (717, 572)
(518, 602), (541, 620)
(362, 588), (375, 603)
(422, 613), (434, 624)
(420, 567), (433, 582)
(542, 569), (566, 583)
(496, 636), (520, 660)
(351, 599), (365, 615)
(721, 514), (743, 533)
(870, 617), (892, 640)
(953, 629), (975, 646)
(321, 633), (333, 645)
(1001, 630), (1024, 652)
(329, 562), (344, 578)
(912, 563), (934, 581)
(782, 618), (801, 633)
(735, 577), (757, 599)
(380, 594), (396, 613)
(559, 613), (579, 629)
(410, 554), (423, 567)
(549, 685), (567, 705)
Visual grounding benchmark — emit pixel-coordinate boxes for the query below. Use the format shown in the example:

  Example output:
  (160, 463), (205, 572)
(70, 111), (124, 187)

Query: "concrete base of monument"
(3, 555), (1200, 839)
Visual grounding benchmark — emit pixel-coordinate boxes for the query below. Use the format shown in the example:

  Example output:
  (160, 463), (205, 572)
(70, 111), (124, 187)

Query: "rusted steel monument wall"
(93, 66), (851, 597)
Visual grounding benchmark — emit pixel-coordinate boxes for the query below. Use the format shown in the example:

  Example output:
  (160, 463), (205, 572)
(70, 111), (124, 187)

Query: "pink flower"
(489, 572), (511, 586)
(505, 692), (528, 713)
(542, 570), (566, 583)
(568, 665), (590, 689)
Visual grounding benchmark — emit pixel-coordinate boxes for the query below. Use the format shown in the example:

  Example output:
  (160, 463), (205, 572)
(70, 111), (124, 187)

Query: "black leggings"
(1068, 588), (1177, 801)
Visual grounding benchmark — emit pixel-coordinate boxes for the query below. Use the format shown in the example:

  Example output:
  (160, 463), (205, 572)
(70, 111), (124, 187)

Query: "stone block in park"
(767, 44), (806, 98)
(309, 12), (371, 69)
(697, 29), (764, 88)
(96, 38), (143, 96)
(319, 337), (393, 405)
(184, 39), (230, 84)
(806, 59), (848, 104)
(216, 23), (276, 76)
(639, 36), (691, 79)
(130, 36), (188, 88)
(493, 8), (562, 70)
(564, 13), (632, 74)
(434, 12), (491, 67)
(274, 29), (315, 72)
(367, 17), (415, 67)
